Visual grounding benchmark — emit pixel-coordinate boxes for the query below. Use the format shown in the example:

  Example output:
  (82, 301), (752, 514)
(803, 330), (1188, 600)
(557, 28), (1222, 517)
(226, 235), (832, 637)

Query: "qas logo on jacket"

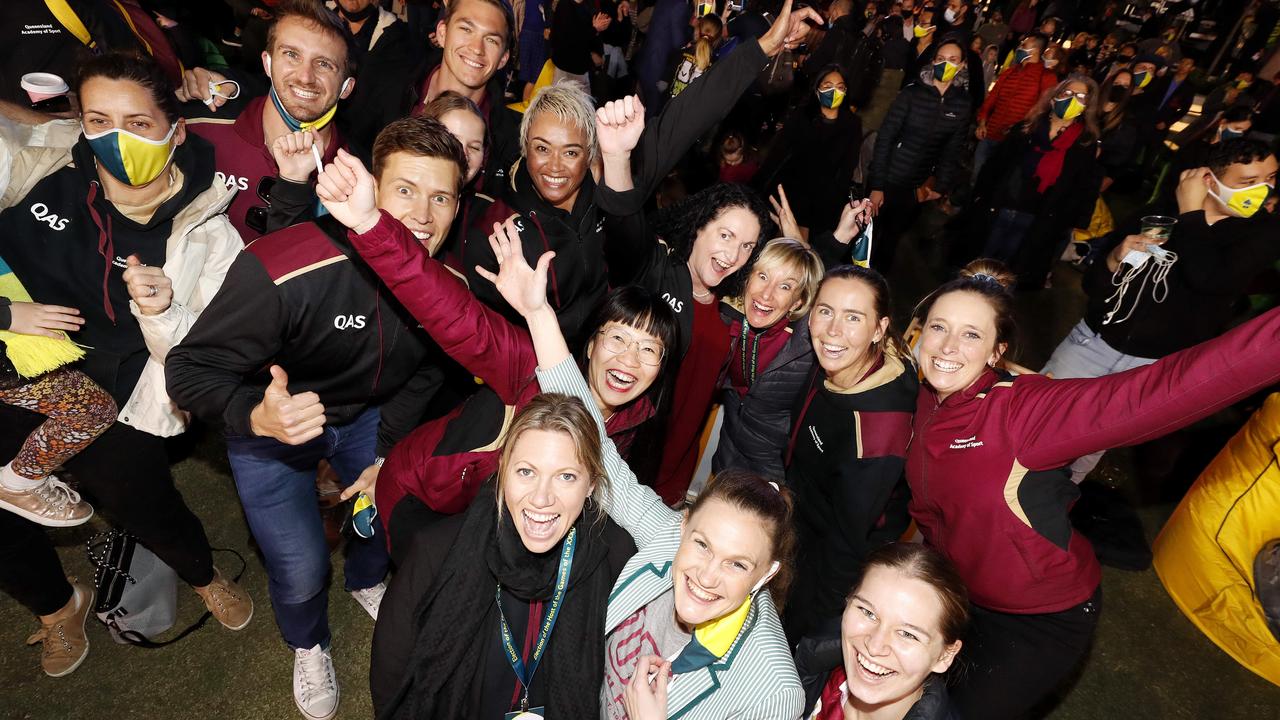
(333, 314), (367, 330)
(29, 203), (69, 231)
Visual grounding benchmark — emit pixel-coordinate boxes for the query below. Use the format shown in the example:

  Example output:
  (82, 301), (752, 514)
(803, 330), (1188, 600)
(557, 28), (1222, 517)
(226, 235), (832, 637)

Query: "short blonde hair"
(749, 238), (824, 320)
(520, 81), (598, 161)
(494, 393), (610, 518)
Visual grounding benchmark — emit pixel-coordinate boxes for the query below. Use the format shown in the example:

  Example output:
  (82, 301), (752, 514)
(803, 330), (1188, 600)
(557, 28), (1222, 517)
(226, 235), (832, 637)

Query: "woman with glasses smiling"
(962, 74), (1103, 289)
(336, 214), (678, 559)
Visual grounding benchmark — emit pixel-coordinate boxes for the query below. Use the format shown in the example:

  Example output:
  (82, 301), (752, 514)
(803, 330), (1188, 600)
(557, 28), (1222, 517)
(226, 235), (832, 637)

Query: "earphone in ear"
(340, 77), (353, 96)
(750, 561), (782, 595)
(264, 55), (272, 76)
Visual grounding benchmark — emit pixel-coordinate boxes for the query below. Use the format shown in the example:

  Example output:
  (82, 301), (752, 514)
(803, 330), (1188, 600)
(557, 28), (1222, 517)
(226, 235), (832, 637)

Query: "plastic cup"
(21, 73), (69, 104)
(1140, 215), (1177, 242)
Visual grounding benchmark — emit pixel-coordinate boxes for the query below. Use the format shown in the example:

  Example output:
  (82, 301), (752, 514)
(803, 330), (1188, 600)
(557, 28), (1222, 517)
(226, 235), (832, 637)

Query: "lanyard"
(495, 527), (576, 712)
(739, 321), (762, 386)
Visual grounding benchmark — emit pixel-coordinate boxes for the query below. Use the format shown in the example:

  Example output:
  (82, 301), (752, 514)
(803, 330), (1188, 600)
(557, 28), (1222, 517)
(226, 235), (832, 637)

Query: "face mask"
(1015, 48), (1032, 64)
(914, 24), (932, 38)
(1237, 79), (1253, 90)
(1220, 127), (1245, 142)
(1108, 84), (1129, 103)
(266, 55), (350, 132)
(1044, 56), (1059, 68)
(1209, 170), (1272, 218)
(337, 2), (379, 22)
(84, 122), (177, 186)
(933, 59), (958, 83)
(1134, 70), (1152, 88)
(1053, 96), (1086, 120)
(943, 8), (957, 23)
(818, 87), (846, 108)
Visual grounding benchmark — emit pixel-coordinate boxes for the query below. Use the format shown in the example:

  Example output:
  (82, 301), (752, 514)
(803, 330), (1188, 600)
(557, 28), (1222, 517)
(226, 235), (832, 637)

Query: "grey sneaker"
(0, 477), (93, 527)
(26, 581), (93, 677)
(350, 582), (386, 621)
(293, 644), (339, 720)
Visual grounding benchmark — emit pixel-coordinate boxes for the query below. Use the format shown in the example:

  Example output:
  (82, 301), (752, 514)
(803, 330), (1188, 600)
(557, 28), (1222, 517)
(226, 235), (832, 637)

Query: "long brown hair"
(1097, 69), (1133, 133)
(1022, 74), (1101, 145)
(849, 543), (970, 645)
(819, 265), (908, 362)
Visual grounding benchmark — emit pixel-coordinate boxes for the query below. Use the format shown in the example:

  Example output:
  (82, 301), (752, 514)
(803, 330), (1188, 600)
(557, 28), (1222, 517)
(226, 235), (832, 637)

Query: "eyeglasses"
(1055, 90), (1089, 102)
(244, 176), (278, 235)
(597, 330), (665, 366)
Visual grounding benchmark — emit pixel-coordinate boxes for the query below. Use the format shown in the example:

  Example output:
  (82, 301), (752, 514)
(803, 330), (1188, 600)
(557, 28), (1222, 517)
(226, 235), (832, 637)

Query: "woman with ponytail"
(668, 13), (725, 99)
(481, 221), (806, 719)
(907, 258), (1280, 718)
(781, 264), (919, 648)
(963, 74), (1103, 289)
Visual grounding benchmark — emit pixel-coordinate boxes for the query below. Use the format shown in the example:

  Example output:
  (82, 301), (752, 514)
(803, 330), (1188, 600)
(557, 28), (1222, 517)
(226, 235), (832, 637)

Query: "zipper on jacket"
(918, 401), (942, 501)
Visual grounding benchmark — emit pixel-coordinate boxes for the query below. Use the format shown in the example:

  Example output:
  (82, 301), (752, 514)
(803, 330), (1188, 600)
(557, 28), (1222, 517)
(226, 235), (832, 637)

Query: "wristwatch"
(0, 296), (12, 331)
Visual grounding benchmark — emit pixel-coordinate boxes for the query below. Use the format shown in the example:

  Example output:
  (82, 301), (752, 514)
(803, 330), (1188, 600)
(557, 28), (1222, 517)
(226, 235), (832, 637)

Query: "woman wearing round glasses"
(963, 75), (1104, 289)
(337, 214), (678, 558)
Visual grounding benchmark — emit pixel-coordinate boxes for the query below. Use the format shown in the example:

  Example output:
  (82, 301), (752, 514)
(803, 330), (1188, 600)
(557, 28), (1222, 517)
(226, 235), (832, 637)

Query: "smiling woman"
(371, 393), (637, 719)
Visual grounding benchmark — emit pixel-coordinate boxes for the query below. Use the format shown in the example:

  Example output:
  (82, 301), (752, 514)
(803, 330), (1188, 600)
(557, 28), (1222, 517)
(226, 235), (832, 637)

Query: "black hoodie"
(0, 134), (218, 404)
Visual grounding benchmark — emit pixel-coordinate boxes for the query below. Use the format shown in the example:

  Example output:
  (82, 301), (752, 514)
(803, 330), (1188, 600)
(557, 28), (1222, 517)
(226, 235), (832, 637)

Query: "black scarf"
(381, 483), (613, 719)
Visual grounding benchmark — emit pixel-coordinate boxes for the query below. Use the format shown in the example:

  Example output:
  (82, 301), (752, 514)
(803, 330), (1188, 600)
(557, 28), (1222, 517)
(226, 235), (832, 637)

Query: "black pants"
(872, 186), (920, 275)
(951, 587), (1103, 720)
(0, 406), (216, 615)
(0, 509), (73, 615)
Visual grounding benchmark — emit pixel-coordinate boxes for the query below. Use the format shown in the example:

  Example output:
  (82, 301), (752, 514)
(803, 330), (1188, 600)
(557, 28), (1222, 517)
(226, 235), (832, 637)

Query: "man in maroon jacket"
(182, 0), (356, 241)
(973, 32), (1058, 176)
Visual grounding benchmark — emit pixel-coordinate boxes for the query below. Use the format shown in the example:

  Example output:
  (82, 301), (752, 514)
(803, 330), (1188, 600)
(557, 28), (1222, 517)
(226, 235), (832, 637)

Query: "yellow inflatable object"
(507, 61), (556, 114)
(1153, 392), (1280, 687)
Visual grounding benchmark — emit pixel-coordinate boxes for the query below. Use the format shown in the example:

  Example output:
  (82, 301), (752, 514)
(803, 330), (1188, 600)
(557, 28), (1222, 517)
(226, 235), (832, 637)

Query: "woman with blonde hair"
(713, 237), (825, 481)
(371, 392), (636, 718)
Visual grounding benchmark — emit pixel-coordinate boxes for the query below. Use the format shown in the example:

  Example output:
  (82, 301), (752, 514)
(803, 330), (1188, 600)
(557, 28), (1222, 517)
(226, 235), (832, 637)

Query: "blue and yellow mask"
(933, 59), (959, 83)
(818, 87), (846, 109)
(84, 123), (177, 187)
(269, 84), (341, 133)
(1053, 96), (1086, 120)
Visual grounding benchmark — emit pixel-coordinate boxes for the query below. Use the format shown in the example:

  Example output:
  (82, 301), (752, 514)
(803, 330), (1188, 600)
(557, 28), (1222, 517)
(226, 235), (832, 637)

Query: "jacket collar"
(827, 346), (909, 394)
(509, 158), (597, 224)
(929, 366), (1009, 407)
(606, 395), (655, 434)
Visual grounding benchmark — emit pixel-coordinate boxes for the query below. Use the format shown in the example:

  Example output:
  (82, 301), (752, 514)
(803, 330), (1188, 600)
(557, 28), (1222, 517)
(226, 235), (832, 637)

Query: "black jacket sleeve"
(164, 252), (286, 437)
(265, 177), (317, 234)
(869, 90), (911, 191)
(374, 350), (443, 457)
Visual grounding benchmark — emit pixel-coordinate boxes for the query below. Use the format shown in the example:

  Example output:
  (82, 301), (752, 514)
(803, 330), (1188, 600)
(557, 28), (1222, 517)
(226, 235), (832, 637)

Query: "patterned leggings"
(0, 368), (117, 481)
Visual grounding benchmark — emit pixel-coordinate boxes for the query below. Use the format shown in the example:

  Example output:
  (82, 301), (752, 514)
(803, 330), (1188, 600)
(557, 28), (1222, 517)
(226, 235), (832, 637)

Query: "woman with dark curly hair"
(600, 173), (773, 503)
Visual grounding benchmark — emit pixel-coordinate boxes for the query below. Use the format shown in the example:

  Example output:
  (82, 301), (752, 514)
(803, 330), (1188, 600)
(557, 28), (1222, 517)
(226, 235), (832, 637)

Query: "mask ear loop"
(750, 561), (782, 595)
(205, 79), (241, 106)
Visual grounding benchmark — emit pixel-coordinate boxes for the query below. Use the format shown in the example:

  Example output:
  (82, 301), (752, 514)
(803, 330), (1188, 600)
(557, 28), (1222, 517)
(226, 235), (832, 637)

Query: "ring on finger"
(148, 285), (158, 297)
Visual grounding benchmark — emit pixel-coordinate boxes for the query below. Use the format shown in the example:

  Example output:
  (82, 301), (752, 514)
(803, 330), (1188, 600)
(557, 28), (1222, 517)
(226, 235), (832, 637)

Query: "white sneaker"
(293, 644), (339, 720)
(350, 582), (386, 621)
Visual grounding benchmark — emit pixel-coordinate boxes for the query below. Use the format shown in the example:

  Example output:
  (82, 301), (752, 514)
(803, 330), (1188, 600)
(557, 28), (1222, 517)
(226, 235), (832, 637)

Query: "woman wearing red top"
(335, 211), (677, 554)
(908, 259), (1280, 718)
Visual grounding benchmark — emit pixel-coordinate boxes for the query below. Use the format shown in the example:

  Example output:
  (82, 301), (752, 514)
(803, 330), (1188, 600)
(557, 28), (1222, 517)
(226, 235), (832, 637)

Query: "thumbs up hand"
(123, 255), (174, 316)
(249, 365), (326, 445)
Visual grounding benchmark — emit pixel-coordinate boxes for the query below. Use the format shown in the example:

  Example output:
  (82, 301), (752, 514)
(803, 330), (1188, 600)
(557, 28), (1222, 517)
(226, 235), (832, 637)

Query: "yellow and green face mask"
(933, 59), (959, 83)
(914, 24), (934, 38)
(270, 85), (339, 133)
(818, 87), (846, 109)
(1209, 171), (1272, 218)
(83, 123), (177, 187)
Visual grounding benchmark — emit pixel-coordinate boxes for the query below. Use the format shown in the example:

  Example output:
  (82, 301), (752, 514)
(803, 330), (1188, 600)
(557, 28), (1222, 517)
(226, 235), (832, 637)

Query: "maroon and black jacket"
(185, 95), (344, 242)
(908, 307), (1280, 614)
(346, 212), (654, 530)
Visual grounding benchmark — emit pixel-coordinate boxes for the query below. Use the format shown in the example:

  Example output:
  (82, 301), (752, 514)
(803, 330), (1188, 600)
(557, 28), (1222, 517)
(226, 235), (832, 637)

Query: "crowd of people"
(1, 0), (1279, 718)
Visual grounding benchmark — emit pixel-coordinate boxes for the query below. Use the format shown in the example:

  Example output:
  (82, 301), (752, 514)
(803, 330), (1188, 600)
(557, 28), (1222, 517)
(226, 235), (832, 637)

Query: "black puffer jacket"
(795, 617), (962, 720)
(868, 71), (972, 194)
(713, 302), (815, 482)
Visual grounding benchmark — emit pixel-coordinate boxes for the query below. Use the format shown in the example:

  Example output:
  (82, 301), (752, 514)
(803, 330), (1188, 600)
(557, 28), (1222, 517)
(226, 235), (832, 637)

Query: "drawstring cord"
(85, 182), (117, 324)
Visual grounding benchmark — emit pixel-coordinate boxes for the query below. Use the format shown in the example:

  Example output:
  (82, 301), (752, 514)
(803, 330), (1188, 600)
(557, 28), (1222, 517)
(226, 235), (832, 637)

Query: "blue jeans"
(983, 208), (1036, 262)
(972, 138), (1001, 179)
(1041, 320), (1157, 483)
(226, 406), (388, 649)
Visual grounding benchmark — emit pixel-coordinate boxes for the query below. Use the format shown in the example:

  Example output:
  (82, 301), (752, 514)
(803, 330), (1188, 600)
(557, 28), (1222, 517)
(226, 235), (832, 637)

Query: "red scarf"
(1031, 121), (1083, 194)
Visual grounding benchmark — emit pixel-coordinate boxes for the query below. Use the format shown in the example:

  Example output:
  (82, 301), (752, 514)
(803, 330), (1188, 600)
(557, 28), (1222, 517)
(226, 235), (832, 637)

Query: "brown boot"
(26, 581), (93, 677)
(194, 568), (253, 630)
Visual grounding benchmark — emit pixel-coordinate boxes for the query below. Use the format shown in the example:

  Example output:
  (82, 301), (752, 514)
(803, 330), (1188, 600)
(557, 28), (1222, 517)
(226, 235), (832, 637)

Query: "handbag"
(86, 528), (245, 647)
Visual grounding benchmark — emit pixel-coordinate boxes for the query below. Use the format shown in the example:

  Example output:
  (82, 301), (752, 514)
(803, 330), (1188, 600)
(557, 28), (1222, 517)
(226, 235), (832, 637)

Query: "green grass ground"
(3, 211), (1280, 718)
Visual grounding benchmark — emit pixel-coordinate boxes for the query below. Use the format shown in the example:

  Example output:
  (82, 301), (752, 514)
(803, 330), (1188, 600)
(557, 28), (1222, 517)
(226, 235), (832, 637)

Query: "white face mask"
(944, 7), (958, 23)
(1208, 170), (1273, 218)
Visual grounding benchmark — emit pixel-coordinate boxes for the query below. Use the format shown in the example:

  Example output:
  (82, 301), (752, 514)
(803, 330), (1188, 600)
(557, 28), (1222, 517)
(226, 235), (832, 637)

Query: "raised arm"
(477, 222), (681, 547)
(316, 149), (537, 403)
(1012, 306), (1280, 470)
